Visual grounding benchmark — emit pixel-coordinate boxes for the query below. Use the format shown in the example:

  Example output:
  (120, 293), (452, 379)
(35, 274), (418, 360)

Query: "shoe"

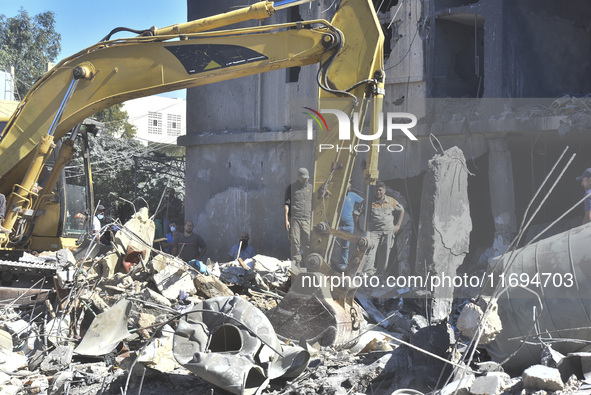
(0, 226), (11, 234)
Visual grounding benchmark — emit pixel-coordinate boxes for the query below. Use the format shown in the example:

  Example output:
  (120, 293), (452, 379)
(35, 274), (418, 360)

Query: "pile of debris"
(1, 208), (591, 395)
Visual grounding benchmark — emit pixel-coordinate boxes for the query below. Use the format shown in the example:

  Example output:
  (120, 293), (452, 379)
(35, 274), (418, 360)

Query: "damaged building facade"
(180, 0), (591, 272)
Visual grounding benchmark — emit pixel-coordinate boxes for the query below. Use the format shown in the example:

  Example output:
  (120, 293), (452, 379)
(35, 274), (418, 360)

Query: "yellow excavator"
(0, 0), (384, 345)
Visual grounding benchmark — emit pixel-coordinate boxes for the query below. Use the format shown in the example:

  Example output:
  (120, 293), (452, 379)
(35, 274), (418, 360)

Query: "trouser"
(0, 193), (5, 219)
(289, 218), (310, 264)
(363, 230), (395, 275)
(338, 224), (354, 266)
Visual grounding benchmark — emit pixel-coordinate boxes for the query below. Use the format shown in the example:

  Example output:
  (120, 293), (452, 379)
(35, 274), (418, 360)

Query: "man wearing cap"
(284, 167), (313, 265)
(93, 204), (106, 236)
(576, 168), (591, 225)
(363, 181), (405, 276)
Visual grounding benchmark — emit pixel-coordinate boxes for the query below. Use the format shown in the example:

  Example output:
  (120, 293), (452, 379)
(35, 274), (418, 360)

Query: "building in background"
(181, 0), (591, 262)
(0, 69), (15, 101)
(123, 96), (186, 145)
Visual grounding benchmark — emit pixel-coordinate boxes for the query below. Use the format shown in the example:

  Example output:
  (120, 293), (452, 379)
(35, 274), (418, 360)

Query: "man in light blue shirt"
(338, 181), (364, 268)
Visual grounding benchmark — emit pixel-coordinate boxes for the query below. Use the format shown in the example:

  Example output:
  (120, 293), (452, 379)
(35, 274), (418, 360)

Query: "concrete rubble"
(1, 195), (591, 394)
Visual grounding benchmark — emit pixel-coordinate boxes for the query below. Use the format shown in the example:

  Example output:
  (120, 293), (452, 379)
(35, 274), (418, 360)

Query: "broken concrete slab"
(469, 372), (509, 395)
(45, 315), (71, 345)
(49, 371), (73, 395)
(40, 345), (74, 375)
(193, 272), (233, 299)
(3, 319), (29, 336)
(522, 365), (564, 392)
(0, 329), (12, 350)
(137, 324), (180, 373)
(152, 263), (196, 300)
(0, 384), (21, 395)
(441, 373), (475, 395)
(0, 349), (27, 372)
(113, 207), (155, 260)
(97, 252), (119, 278)
(415, 146), (472, 322)
(141, 287), (172, 307)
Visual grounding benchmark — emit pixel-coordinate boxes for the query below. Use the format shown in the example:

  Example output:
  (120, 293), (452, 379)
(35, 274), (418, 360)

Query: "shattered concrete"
(0, 203), (589, 395)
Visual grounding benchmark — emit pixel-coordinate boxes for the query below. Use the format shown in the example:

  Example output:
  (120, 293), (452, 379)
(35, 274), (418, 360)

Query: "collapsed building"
(2, 0), (591, 393)
(176, 0), (591, 390)
(181, 0), (591, 270)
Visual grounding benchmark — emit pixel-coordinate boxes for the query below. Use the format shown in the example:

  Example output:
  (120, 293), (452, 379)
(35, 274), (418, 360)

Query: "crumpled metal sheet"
(486, 224), (591, 372)
(173, 296), (310, 395)
(74, 298), (132, 356)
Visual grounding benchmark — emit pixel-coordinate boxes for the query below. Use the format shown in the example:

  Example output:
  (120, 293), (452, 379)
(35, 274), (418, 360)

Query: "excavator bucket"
(267, 0), (385, 347)
(266, 234), (371, 346)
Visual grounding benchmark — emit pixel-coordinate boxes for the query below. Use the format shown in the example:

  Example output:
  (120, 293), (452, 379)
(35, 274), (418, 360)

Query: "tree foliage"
(75, 135), (185, 223)
(0, 8), (61, 95)
(92, 103), (137, 138)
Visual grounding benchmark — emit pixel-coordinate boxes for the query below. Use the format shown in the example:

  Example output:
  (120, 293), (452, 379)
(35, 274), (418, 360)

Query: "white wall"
(123, 96), (186, 145)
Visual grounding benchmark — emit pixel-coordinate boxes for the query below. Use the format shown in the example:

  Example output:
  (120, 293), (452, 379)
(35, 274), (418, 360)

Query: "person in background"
(228, 232), (256, 261)
(172, 221), (207, 262)
(93, 204), (106, 236)
(161, 222), (177, 253)
(363, 181), (405, 277)
(0, 194), (9, 234)
(284, 167), (312, 266)
(576, 168), (591, 225)
(338, 181), (364, 269)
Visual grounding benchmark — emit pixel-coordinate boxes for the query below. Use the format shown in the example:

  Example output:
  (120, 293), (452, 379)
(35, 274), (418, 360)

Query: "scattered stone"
(0, 349), (28, 372)
(469, 372), (508, 395)
(476, 361), (504, 373)
(50, 371), (73, 395)
(152, 264), (196, 300)
(522, 365), (564, 392)
(457, 298), (502, 344)
(441, 373), (475, 395)
(113, 207), (155, 259)
(142, 287), (172, 307)
(40, 345), (74, 374)
(0, 329), (11, 350)
(3, 319), (28, 335)
(0, 371), (10, 385)
(193, 272), (234, 298)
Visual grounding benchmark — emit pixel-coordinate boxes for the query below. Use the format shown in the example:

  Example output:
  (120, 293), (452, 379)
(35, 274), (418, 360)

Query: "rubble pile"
(1, 209), (591, 394)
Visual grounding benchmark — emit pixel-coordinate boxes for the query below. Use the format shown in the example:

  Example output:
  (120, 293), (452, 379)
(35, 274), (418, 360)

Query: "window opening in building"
(167, 114), (182, 136)
(148, 112), (163, 134)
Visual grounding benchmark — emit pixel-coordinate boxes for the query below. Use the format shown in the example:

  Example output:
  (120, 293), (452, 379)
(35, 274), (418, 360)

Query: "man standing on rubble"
(338, 181), (364, 269)
(173, 221), (207, 262)
(284, 167), (312, 266)
(576, 168), (591, 225)
(363, 181), (405, 277)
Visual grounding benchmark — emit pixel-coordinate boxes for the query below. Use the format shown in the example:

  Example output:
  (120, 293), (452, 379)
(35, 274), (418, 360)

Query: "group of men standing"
(284, 167), (405, 276)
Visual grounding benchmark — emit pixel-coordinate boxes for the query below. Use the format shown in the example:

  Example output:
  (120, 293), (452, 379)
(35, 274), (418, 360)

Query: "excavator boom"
(0, 0), (384, 346)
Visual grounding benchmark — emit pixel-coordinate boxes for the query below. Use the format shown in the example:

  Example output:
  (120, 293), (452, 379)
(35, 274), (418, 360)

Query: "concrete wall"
(180, 131), (314, 261)
(502, 0), (591, 97)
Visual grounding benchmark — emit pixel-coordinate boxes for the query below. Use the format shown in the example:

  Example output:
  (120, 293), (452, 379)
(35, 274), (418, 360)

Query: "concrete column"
(415, 147), (472, 322)
(487, 138), (517, 245)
